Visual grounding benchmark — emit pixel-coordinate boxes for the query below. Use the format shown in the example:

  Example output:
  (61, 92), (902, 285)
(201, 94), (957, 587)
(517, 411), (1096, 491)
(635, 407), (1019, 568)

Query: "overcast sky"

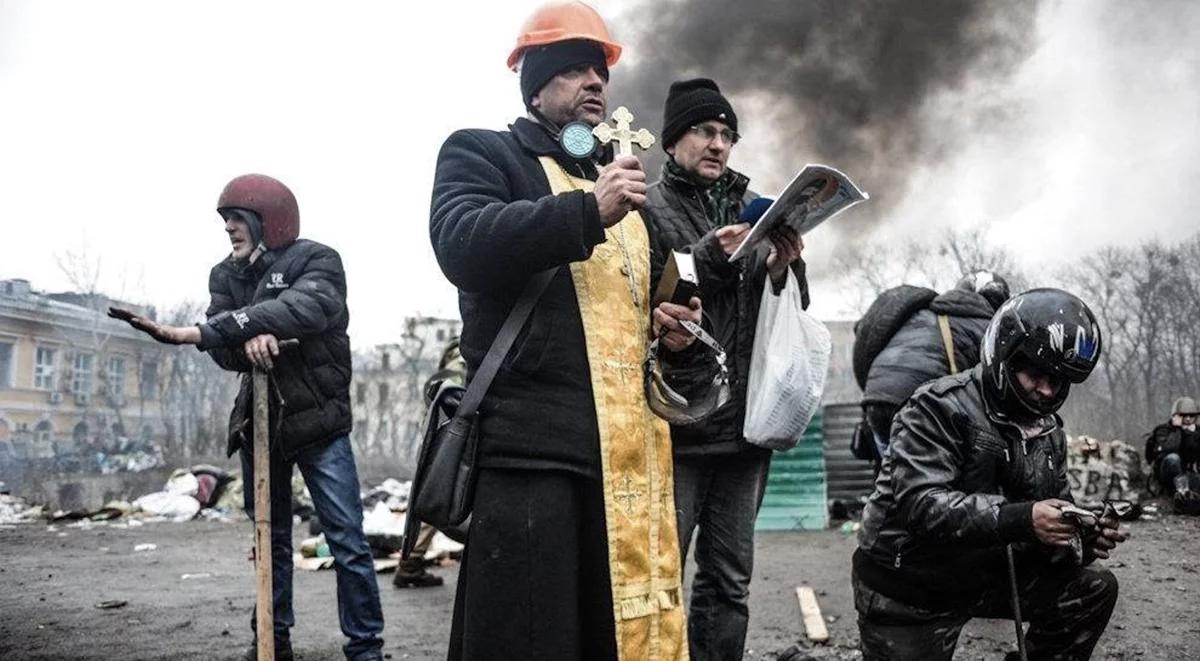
(2, 1), (1197, 346)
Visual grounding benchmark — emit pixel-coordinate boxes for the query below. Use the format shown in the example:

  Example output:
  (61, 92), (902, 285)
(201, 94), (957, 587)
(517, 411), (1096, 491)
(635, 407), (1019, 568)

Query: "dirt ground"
(1, 512), (1197, 660)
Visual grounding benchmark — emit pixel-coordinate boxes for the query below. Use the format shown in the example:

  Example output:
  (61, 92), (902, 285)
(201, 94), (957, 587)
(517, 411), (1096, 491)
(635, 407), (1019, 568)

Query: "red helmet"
(217, 174), (299, 250)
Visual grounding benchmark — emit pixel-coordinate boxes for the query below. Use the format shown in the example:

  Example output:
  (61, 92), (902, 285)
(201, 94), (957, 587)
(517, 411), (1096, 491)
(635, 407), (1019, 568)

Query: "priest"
(428, 2), (695, 659)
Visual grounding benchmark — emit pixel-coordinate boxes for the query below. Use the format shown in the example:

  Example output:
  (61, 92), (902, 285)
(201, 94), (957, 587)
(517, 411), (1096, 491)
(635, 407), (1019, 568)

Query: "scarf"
(663, 159), (739, 228)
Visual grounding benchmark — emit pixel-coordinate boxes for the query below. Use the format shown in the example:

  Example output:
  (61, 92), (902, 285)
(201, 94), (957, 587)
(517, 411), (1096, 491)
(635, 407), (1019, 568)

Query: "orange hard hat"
(507, 1), (622, 71)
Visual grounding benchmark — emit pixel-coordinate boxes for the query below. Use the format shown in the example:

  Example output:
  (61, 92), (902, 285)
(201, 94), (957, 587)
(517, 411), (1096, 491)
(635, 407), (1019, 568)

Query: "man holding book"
(642, 77), (809, 661)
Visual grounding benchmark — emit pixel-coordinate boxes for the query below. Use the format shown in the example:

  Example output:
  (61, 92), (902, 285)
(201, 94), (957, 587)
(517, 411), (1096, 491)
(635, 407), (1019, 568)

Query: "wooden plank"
(795, 586), (829, 643)
(253, 369), (274, 661)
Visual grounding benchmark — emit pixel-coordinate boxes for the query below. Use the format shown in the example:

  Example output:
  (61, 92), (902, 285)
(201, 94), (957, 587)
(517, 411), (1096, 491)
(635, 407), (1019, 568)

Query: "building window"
(356, 382), (367, 404)
(436, 329), (446, 342)
(0, 342), (13, 388)
(107, 356), (126, 399)
(72, 353), (94, 395)
(378, 382), (390, 403)
(34, 347), (57, 390)
(140, 360), (159, 400)
(34, 420), (53, 443)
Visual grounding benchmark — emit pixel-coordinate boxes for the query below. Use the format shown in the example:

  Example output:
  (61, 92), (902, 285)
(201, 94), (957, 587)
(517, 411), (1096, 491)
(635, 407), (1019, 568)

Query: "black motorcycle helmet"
(956, 270), (1011, 311)
(980, 288), (1102, 420)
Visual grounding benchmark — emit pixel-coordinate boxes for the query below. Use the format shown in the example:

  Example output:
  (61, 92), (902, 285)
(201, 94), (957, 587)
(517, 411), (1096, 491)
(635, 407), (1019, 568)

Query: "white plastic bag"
(743, 269), (831, 449)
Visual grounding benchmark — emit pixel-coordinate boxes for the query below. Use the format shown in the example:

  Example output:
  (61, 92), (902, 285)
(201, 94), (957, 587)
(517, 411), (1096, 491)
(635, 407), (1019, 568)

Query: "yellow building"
(0, 278), (169, 469)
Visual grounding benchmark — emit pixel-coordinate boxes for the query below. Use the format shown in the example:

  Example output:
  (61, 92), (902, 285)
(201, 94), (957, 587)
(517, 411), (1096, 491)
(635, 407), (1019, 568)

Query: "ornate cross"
(614, 474), (644, 517)
(593, 106), (656, 158)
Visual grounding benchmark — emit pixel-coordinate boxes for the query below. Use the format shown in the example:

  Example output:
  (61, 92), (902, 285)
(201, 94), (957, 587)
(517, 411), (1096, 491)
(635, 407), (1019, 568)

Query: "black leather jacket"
(855, 366), (1074, 607)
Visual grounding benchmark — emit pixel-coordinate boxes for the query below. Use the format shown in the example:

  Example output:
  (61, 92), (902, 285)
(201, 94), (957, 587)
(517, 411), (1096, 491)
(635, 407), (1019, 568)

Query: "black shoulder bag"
(402, 267), (557, 558)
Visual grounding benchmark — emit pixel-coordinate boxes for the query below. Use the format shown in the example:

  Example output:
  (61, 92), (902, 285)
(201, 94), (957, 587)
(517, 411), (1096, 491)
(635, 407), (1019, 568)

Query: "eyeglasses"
(687, 124), (739, 145)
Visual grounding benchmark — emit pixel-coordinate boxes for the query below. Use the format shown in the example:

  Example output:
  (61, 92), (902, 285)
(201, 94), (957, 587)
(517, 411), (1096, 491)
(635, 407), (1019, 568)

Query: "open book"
(728, 164), (868, 261)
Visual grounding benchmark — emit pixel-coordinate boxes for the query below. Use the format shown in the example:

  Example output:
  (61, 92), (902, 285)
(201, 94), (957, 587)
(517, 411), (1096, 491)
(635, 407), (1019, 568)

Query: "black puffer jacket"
(643, 164), (810, 456)
(1145, 422), (1200, 467)
(429, 117), (608, 478)
(862, 289), (994, 408)
(197, 239), (352, 460)
(855, 366), (1075, 609)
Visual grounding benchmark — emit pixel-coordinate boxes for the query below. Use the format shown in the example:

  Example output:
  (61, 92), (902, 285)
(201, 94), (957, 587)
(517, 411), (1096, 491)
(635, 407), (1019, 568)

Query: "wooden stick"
(253, 369), (274, 661)
(795, 586), (829, 643)
(1006, 544), (1027, 661)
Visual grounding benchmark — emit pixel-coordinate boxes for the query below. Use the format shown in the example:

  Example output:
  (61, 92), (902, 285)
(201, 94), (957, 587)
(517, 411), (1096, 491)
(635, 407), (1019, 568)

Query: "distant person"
(1145, 397), (1200, 494)
(110, 174), (384, 661)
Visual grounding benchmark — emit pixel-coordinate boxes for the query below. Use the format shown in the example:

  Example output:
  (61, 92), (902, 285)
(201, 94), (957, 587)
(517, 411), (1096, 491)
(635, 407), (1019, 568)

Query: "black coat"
(198, 239), (352, 460)
(643, 165), (810, 456)
(1146, 422), (1200, 468)
(856, 367), (1076, 609)
(861, 289), (994, 408)
(429, 117), (609, 477)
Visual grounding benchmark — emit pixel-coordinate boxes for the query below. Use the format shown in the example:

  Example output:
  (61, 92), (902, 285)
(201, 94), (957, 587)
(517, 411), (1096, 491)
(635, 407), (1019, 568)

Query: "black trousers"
(448, 468), (617, 661)
(853, 560), (1118, 661)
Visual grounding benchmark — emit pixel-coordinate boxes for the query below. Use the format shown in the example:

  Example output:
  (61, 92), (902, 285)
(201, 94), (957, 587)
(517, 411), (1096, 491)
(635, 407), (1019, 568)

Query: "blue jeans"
(674, 451), (772, 661)
(1158, 452), (1184, 492)
(240, 436), (384, 660)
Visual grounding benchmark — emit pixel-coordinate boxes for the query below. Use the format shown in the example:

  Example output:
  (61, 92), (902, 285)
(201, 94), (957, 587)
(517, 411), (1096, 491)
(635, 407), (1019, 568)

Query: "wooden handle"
(253, 369), (274, 661)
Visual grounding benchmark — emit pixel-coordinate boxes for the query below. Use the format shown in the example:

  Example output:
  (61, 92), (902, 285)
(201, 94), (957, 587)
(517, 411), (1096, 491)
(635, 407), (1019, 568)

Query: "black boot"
(241, 638), (294, 661)
(392, 562), (444, 588)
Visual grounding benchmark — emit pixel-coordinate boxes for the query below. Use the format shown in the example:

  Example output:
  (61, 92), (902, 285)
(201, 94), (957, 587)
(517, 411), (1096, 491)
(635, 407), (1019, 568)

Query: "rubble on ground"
(2, 471), (465, 562)
(0, 492), (43, 525)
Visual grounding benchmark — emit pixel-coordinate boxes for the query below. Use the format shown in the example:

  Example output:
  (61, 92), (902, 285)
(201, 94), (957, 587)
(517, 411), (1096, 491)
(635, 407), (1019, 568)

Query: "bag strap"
(937, 314), (959, 374)
(456, 268), (558, 418)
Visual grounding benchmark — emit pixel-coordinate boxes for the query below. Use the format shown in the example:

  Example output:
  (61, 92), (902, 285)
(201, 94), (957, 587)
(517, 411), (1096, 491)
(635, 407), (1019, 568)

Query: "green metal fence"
(755, 410), (828, 531)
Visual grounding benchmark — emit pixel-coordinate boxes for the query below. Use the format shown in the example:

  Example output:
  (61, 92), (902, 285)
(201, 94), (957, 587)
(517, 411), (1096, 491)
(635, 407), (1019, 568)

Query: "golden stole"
(538, 156), (687, 661)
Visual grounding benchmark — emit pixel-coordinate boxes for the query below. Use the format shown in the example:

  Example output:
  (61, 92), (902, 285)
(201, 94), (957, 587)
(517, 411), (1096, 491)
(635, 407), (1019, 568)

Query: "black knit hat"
(661, 78), (738, 150)
(519, 39), (609, 108)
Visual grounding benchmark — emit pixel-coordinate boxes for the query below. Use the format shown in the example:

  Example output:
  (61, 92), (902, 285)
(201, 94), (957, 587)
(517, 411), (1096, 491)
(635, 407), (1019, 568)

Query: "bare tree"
(939, 227), (1028, 292)
(832, 224), (1028, 316)
(158, 301), (240, 461)
(833, 224), (1200, 444)
(1054, 235), (1200, 441)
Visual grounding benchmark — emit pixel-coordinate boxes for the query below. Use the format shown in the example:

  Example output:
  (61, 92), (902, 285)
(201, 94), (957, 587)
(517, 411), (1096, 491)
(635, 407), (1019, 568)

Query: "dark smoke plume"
(610, 0), (1041, 230)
